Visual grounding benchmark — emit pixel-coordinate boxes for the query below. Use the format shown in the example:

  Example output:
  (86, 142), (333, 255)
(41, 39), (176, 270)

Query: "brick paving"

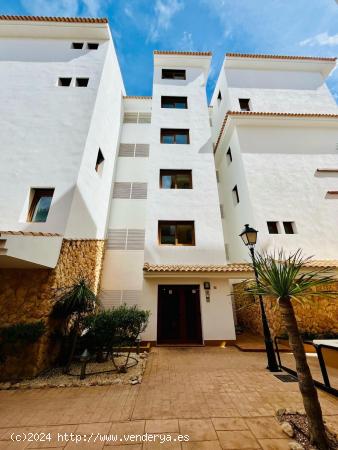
(0, 347), (337, 449)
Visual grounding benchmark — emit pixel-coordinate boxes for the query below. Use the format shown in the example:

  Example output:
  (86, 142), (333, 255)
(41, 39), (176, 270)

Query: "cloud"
(300, 32), (338, 47)
(21, 0), (108, 17)
(178, 31), (194, 51)
(148, 0), (184, 42)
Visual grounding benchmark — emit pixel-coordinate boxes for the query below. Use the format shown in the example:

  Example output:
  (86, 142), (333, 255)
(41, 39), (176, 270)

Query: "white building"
(0, 16), (337, 345)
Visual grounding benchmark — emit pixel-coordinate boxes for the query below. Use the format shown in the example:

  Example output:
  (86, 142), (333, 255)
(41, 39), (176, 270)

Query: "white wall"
(216, 121), (338, 261)
(144, 62), (226, 265)
(0, 24), (124, 242)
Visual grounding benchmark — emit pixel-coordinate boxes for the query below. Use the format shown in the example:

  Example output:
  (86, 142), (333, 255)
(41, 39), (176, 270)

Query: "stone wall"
(0, 239), (105, 381)
(233, 281), (338, 337)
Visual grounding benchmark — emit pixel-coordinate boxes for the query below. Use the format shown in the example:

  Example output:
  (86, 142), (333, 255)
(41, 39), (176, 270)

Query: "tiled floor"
(0, 347), (337, 449)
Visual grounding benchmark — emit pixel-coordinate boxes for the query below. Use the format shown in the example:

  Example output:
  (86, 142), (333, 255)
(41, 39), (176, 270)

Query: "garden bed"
(0, 352), (148, 390)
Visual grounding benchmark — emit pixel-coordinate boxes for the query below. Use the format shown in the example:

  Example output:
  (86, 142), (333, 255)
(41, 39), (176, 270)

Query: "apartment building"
(0, 16), (337, 347)
(210, 53), (338, 262)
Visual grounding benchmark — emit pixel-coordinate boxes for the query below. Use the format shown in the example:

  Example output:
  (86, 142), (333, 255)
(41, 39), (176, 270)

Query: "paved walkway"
(0, 347), (337, 449)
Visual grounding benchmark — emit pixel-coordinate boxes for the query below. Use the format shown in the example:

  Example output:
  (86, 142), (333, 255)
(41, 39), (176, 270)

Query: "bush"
(82, 304), (150, 352)
(0, 321), (46, 345)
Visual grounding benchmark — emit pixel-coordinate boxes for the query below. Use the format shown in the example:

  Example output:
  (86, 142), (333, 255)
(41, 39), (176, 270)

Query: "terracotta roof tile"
(226, 52), (337, 62)
(123, 96), (152, 99)
(0, 231), (62, 237)
(214, 111), (338, 153)
(0, 15), (107, 24)
(154, 50), (212, 56)
(143, 261), (338, 273)
(143, 263), (252, 273)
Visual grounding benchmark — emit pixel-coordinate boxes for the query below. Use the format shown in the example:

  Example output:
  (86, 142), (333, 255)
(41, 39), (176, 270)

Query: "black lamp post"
(239, 224), (280, 372)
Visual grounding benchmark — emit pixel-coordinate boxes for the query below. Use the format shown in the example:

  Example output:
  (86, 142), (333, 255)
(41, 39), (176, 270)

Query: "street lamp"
(239, 224), (280, 372)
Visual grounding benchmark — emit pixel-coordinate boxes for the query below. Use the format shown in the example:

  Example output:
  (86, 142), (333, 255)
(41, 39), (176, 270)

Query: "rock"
(289, 442), (304, 450)
(276, 408), (286, 418)
(130, 380), (139, 385)
(281, 421), (294, 437)
(0, 382), (11, 390)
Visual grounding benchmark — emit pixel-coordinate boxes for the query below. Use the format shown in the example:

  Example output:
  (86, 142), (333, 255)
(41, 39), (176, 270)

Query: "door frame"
(157, 284), (203, 345)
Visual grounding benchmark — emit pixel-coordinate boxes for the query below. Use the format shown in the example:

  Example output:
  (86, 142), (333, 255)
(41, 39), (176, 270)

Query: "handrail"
(274, 336), (338, 397)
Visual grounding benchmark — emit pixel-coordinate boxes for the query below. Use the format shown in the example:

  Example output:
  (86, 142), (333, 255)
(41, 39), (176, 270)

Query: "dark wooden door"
(157, 285), (202, 344)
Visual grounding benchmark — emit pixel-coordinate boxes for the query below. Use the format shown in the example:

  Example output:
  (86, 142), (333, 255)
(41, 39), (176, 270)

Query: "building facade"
(0, 16), (337, 348)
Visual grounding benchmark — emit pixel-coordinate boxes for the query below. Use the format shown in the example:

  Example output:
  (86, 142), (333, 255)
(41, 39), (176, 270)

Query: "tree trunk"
(279, 297), (328, 450)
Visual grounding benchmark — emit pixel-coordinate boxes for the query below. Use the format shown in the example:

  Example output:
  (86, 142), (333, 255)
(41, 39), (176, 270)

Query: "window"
(95, 149), (104, 174)
(160, 129), (189, 144)
(239, 98), (251, 111)
(162, 69), (186, 80)
(267, 221), (279, 234)
(27, 188), (54, 223)
(161, 96), (187, 109)
(160, 170), (192, 189)
(58, 77), (72, 87)
(87, 43), (99, 50)
(76, 78), (89, 87)
(232, 185), (239, 204)
(72, 42), (84, 49)
(226, 147), (232, 164)
(283, 221), (296, 234)
(158, 221), (195, 246)
(217, 91), (222, 102)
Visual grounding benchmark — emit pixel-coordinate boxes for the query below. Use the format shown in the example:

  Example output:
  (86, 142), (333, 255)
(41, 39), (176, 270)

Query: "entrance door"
(157, 285), (203, 344)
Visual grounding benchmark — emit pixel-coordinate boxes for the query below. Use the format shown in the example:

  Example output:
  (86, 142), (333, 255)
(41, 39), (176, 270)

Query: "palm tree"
(248, 249), (336, 450)
(52, 277), (97, 372)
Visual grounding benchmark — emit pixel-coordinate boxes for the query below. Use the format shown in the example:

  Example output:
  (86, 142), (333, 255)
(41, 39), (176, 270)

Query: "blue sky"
(2, 0), (338, 101)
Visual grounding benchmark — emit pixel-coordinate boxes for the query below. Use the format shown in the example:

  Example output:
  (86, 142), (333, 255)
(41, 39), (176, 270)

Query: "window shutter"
(119, 144), (135, 157)
(122, 290), (141, 306)
(113, 182), (132, 198)
(99, 290), (141, 309)
(138, 112), (151, 123)
(106, 229), (127, 249)
(123, 112), (138, 123)
(135, 144), (150, 157)
(126, 229), (145, 250)
(131, 182), (147, 199)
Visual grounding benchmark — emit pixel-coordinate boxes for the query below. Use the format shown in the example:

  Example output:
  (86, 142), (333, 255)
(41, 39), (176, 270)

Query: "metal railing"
(274, 336), (338, 397)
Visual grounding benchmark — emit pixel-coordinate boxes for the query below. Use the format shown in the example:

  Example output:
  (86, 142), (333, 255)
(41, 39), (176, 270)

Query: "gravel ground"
(278, 411), (338, 450)
(0, 352), (148, 390)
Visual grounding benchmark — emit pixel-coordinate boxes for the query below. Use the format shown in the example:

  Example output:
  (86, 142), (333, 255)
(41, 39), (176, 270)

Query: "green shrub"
(0, 321), (46, 345)
(83, 304), (150, 351)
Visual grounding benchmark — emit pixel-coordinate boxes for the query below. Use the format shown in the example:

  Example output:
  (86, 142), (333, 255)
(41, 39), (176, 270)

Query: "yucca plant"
(247, 249), (337, 450)
(52, 277), (97, 371)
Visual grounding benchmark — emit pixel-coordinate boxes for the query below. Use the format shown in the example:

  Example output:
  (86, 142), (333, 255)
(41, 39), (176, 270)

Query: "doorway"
(157, 285), (203, 345)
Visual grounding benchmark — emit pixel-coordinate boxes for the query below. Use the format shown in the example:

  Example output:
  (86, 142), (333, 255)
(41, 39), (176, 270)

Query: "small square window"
(27, 188), (54, 223)
(76, 78), (89, 87)
(232, 185), (239, 204)
(161, 96), (188, 109)
(58, 77), (72, 87)
(158, 221), (195, 246)
(267, 221), (279, 234)
(283, 221), (296, 234)
(87, 43), (99, 50)
(217, 91), (222, 102)
(72, 42), (84, 49)
(239, 98), (251, 111)
(95, 148), (105, 175)
(160, 170), (192, 189)
(160, 129), (189, 144)
(162, 69), (186, 80)
(226, 147), (232, 164)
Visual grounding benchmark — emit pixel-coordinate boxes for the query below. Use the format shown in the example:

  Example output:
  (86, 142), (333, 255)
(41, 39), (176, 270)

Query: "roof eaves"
(0, 15), (108, 24)
(226, 52), (337, 62)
